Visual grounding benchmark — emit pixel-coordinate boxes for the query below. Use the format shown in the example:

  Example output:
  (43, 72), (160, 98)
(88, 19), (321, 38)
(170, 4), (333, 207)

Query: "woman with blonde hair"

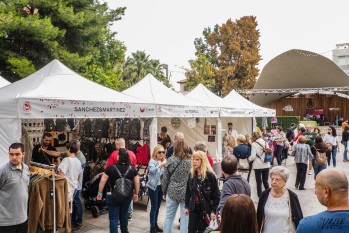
(162, 140), (192, 233)
(185, 151), (220, 233)
(147, 145), (167, 233)
(220, 194), (258, 233)
(224, 135), (236, 156)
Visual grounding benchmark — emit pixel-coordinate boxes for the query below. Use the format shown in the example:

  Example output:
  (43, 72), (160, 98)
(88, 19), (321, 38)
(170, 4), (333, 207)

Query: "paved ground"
(75, 148), (349, 233)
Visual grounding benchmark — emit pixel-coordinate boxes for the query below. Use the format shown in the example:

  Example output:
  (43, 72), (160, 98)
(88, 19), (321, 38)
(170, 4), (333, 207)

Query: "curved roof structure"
(250, 49), (349, 106)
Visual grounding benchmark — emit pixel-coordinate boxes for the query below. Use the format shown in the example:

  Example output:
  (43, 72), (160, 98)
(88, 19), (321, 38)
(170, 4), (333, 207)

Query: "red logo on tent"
(23, 101), (31, 112)
(140, 108), (145, 113)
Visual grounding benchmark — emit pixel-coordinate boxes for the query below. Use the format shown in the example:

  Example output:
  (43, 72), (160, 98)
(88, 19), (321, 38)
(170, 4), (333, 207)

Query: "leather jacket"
(185, 171), (220, 214)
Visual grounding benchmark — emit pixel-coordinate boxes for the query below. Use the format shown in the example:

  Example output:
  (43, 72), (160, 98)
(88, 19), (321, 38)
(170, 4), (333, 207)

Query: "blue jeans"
(163, 195), (188, 233)
(327, 145), (337, 167)
(343, 141), (348, 160)
(148, 185), (163, 228)
(72, 189), (83, 225)
(128, 200), (133, 216)
(312, 159), (327, 179)
(106, 195), (132, 233)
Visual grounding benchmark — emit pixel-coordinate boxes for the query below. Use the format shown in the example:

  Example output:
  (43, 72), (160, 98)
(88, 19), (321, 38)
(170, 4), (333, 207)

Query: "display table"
(299, 121), (317, 128)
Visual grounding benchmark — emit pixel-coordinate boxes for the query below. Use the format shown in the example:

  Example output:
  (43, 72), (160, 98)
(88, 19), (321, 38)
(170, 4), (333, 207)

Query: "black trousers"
(188, 202), (208, 233)
(255, 168), (270, 198)
(0, 220), (27, 233)
(276, 145), (284, 165)
(295, 163), (307, 189)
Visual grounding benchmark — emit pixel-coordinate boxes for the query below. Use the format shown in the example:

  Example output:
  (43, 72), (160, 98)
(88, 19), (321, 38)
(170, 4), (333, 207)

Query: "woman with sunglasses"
(147, 145), (167, 233)
(323, 126), (340, 167)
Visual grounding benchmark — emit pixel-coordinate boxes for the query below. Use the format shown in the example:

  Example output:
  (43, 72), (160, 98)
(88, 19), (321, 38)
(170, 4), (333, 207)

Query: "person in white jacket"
(249, 132), (271, 198)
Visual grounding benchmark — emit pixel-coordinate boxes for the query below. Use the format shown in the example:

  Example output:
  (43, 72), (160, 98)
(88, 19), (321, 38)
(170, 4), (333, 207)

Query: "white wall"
(157, 117), (253, 159)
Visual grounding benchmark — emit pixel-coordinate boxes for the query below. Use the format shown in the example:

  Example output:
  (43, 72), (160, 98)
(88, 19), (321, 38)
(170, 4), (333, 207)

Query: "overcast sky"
(106, 0), (349, 90)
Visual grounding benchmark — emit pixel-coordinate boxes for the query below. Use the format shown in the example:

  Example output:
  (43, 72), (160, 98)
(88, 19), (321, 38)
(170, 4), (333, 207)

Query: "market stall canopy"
(185, 83), (230, 107)
(0, 75), (10, 88)
(122, 74), (219, 117)
(0, 59), (155, 118)
(250, 49), (349, 106)
(223, 90), (276, 117)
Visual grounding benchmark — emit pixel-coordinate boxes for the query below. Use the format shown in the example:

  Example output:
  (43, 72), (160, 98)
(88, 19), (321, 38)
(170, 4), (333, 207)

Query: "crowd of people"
(0, 122), (349, 233)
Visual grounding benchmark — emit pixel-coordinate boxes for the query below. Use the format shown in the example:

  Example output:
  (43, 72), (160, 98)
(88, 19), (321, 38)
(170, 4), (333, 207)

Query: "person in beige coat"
(249, 132), (271, 197)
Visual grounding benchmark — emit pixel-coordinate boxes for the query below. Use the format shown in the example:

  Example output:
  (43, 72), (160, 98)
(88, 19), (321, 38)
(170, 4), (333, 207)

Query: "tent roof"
(123, 74), (210, 107)
(123, 74), (219, 117)
(250, 49), (349, 106)
(223, 90), (276, 116)
(185, 83), (229, 107)
(0, 75), (10, 88)
(0, 59), (154, 118)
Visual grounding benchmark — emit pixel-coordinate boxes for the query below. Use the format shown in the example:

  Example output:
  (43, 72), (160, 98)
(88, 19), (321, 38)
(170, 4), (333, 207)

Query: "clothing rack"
(29, 161), (56, 233)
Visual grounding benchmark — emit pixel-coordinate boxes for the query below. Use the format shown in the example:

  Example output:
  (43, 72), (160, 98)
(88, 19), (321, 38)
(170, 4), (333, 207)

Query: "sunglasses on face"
(158, 151), (165, 154)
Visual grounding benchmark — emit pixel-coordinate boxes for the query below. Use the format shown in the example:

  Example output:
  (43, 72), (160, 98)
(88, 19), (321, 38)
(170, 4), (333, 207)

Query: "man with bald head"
(296, 168), (349, 232)
(165, 132), (192, 158)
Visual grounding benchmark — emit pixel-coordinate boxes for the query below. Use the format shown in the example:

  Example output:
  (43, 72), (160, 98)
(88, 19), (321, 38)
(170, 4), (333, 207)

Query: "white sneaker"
(307, 170), (313, 175)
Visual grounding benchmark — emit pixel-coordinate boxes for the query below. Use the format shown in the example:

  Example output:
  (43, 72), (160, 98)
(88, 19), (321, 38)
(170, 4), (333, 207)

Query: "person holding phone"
(147, 145), (167, 233)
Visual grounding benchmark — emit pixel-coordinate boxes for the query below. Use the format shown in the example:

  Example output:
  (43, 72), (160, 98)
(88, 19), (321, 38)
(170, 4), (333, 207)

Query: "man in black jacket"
(31, 133), (57, 165)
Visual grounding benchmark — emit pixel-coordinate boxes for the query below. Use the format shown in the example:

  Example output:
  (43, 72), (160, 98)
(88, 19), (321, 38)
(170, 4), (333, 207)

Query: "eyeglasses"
(157, 151), (165, 154)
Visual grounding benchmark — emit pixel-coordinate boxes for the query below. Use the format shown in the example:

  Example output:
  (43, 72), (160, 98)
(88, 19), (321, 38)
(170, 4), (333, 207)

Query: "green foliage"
(184, 53), (216, 92)
(187, 16), (261, 96)
(7, 56), (35, 78)
(0, 0), (126, 89)
(121, 50), (171, 89)
(256, 116), (300, 131)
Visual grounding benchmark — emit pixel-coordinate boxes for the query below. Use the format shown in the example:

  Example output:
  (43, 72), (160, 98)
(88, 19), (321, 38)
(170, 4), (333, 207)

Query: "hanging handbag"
(238, 158), (250, 170)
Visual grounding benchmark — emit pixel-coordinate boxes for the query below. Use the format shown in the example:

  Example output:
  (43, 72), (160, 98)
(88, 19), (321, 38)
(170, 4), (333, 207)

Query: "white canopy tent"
(222, 90), (276, 117)
(123, 75), (220, 155)
(185, 84), (275, 159)
(0, 75), (10, 88)
(0, 59), (155, 166)
(123, 74), (219, 118)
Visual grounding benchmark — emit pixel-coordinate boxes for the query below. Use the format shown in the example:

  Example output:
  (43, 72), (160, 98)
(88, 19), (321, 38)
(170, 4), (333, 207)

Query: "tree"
(121, 50), (171, 89)
(0, 0), (126, 90)
(184, 53), (216, 92)
(186, 16), (261, 96)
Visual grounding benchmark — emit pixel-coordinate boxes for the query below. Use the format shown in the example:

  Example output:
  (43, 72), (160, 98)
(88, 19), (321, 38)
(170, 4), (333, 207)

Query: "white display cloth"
(123, 74), (219, 117)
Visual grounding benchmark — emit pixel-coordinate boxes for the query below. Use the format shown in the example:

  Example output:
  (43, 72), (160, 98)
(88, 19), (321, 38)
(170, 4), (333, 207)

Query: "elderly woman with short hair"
(257, 166), (303, 233)
(291, 136), (313, 190)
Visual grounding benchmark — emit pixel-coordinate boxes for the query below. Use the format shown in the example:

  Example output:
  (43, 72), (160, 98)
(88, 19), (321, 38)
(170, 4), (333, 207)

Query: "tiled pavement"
(75, 148), (349, 233)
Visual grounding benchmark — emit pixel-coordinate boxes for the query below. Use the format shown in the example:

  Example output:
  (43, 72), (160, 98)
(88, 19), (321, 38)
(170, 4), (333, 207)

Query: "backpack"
(313, 146), (327, 166)
(55, 119), (68, 131)
(84, 119), (92, 137)
(92, 119), (104, 138)
(101, 119), (109, 138)
(111, 165), (133, 203)
(44, 119), (55, 131)
(256, 141), (273, 163)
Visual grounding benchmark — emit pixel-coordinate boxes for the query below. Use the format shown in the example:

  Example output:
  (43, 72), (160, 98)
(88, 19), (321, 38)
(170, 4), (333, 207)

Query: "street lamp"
(161, 64), (169, 81)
